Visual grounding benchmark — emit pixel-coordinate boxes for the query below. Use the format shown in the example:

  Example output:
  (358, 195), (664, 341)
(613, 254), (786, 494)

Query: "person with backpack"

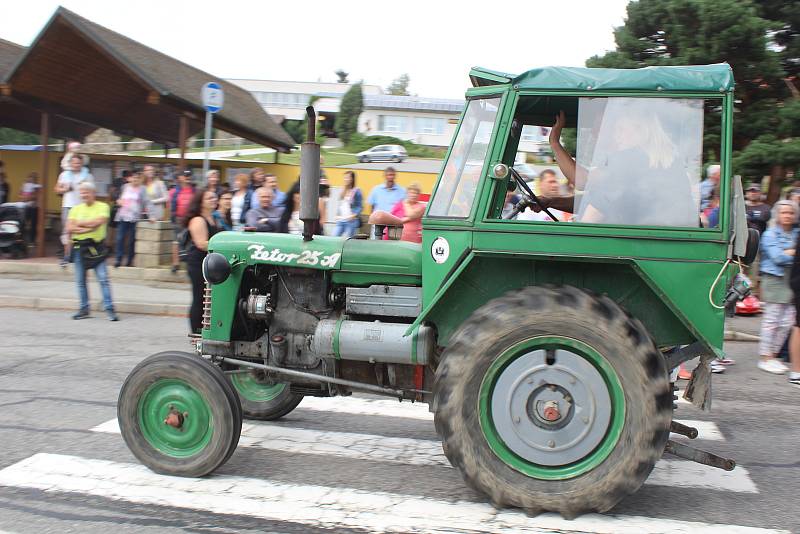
(182, 189), (219, 333)
(169, 170), (195, 273)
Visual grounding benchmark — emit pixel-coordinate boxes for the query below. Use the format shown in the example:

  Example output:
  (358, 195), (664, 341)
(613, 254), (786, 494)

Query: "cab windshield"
(429, 97), (501, 218)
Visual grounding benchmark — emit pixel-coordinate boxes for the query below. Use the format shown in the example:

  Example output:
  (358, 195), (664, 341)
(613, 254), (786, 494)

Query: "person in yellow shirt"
(67, 182), (118, 321)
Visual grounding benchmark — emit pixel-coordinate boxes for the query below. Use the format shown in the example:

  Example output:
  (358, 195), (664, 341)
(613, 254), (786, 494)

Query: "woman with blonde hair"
(390, 182), (425, 243)
(333, 170), (363, 237)
(230, 173), (252, 230)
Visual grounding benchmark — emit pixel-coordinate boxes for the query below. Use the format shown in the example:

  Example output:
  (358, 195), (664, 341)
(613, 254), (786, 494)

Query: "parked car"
(357, 144), (407, 163)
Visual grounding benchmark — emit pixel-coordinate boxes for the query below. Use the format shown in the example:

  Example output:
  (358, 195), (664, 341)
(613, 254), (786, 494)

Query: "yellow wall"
(0, 150), (438, 214)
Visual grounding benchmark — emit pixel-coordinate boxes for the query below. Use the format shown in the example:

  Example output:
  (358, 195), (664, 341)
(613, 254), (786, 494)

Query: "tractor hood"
(209, 232), (421, 280)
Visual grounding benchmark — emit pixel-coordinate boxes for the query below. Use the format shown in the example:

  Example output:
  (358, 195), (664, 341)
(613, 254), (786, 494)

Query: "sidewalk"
(0, 259), (189, 289)
(0, 274), (189, 317)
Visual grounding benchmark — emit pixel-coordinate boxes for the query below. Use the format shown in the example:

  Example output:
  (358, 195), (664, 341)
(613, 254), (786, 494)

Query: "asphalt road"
(0, 308), (797, 533)
(341, 158), (443, 174)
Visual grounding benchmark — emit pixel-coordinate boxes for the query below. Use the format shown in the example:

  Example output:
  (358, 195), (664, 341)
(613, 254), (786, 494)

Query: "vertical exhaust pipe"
(300, 106), (321, 241)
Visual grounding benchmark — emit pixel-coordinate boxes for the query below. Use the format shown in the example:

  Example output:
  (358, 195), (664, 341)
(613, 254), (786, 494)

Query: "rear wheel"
(229, 370), (303, 420)
(434, 286), (672, 517)
(118, 351), (242, 477)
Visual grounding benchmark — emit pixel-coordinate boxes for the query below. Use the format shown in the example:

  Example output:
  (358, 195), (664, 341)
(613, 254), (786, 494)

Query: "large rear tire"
(229, 370), (304, 420)
(118, 351), (242, 477)
(434, 286), (672, 517)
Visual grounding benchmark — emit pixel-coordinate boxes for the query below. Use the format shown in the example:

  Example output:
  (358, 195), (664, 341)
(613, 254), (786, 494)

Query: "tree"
(386, 74), (410, 96)
(335, 69), (349, 84)
(335, 83), (363, 144)
(0, 127), (39, 145)
(586, 0), (798, 201)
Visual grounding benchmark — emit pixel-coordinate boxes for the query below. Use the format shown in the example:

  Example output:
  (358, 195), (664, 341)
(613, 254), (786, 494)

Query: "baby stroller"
(0, 202), (28, 258)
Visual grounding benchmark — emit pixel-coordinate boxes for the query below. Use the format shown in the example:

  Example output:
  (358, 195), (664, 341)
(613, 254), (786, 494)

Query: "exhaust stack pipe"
(300, 106), (321, 241)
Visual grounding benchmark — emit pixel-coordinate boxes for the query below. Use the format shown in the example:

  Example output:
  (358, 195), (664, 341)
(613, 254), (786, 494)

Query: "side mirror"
(491, 163), (509, 180)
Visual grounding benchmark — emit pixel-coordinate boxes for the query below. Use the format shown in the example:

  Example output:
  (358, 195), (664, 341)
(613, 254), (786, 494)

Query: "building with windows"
(228, 79), (466, 147)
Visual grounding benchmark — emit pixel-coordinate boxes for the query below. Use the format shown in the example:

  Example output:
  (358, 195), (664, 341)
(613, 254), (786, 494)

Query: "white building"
(228, 79), (465, 147)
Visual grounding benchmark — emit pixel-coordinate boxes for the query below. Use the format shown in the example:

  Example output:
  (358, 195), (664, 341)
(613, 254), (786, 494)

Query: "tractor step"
(664, 439), (735, 471)
(670, 420), (698, 439)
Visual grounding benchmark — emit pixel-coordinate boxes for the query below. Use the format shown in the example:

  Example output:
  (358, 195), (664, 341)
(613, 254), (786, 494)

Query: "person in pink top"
(390, 182), (425, 243)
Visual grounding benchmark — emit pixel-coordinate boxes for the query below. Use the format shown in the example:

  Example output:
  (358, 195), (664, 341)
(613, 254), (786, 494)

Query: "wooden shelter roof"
(1, 7), (294, 150)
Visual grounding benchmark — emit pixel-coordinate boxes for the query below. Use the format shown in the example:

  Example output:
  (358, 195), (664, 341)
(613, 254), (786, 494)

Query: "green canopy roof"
(470, 64), (734, 93)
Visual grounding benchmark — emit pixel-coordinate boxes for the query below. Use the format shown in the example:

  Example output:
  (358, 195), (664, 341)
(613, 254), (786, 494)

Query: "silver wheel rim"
(490, 349), (612, 466)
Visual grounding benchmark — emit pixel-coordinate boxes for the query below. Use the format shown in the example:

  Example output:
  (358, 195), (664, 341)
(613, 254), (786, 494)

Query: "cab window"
(500, 95), (722, 228)
(429, 97), (501, 218)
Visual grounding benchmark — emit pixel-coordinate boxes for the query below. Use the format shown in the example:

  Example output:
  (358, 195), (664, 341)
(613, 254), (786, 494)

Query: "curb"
(0, 295), (186, 317)
(724, 330), (759, 342)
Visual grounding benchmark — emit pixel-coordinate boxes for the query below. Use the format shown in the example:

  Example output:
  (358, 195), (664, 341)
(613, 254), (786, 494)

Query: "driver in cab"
(521, 109), (698, 228)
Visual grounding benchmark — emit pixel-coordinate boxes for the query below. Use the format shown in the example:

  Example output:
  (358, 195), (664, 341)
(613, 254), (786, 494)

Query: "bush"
(344, 133), (445, 159)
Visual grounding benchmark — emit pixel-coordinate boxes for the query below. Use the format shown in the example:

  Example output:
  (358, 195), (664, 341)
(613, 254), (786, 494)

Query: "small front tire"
(118, 351), (242, 477)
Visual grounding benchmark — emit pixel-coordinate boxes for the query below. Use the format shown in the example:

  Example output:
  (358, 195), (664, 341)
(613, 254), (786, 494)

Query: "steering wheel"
(504, 167), (560, 222)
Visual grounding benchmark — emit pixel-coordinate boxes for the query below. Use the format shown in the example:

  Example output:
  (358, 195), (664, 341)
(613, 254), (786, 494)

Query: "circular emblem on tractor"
(431, 237), (450, 264)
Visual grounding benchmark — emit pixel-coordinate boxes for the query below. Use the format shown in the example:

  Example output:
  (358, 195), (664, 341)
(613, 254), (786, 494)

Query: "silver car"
(357, 144), (408, 163)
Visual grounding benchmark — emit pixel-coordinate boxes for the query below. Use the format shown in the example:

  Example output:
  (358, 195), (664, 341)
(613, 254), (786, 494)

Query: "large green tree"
(335, 83), (363, 144)
(587, 0), (798, 200)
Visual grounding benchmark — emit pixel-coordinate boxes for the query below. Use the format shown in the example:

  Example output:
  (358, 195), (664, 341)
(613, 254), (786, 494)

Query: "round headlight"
(202, 252), (231, 285)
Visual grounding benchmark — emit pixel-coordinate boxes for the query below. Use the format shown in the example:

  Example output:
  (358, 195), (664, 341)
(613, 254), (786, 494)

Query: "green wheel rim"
(137, 378), (214, 458)
(230, 372), (287, 402)
(478, 336), (626, 480)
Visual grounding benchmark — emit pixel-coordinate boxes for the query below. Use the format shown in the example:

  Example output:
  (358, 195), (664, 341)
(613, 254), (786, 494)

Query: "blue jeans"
(74, 250), (114, 313)
(115, 221), (136, 266)
(333, 218), (359, 238)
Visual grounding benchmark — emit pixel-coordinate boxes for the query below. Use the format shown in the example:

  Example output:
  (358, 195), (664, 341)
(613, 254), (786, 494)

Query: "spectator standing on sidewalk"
(390, 182), (425, 243)
(745, 184), (771, 235)
(55, 155), (94, 267)
(246, 187), (284, 232)
(264, 174), (287, 208)
(230, 174), (252, 230)
(758, 200), (799, 374)
(368, 167), (406, 213)
(19, 172), (40, 243)
(0, 165), (10, 204)
(788, 228), (800, 387)
(333, 171), (363, 237)
(67, 181), (117, 321)
(143, 165), (168, 221)
(206, 170), (224, 197)
(247, 167), (266, 209)
(184, 190), (219, 333)
(169, 170), (195, 272)
(213, 190), (233, 231)
(114, 172), (145, 268)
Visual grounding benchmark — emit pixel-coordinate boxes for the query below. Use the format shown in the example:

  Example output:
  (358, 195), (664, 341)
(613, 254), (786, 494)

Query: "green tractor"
(118, 63), (756, 516)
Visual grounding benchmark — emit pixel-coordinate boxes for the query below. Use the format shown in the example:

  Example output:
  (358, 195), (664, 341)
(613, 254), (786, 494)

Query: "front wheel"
(360, 156), (369, 163)
(118, 351), (242, 477)
(229, 370), (303, 420)
(434, 286), (672, 517)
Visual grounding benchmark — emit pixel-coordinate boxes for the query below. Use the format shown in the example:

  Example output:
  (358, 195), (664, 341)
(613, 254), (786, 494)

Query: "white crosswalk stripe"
(91, 415), (755, 493)
(0, 395), (767, 532)
(0, 454), (785, 534)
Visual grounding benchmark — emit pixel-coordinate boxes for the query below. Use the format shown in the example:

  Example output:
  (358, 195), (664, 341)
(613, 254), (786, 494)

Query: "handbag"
(74, 238), (108, 270)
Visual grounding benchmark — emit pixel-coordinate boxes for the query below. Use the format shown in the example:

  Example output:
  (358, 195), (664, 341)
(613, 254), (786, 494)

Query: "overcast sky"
(1, 1), (630, 99)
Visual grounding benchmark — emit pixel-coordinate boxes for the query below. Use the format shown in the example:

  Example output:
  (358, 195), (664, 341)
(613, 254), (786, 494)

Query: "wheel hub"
(491, 348), (612, 466)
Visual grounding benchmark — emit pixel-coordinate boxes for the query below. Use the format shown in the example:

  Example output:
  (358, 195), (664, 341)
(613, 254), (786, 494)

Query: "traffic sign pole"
(202, 111), (213, 180)
(200, 81), (224, 187)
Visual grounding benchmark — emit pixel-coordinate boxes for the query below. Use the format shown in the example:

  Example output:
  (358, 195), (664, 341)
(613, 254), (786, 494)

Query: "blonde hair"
(234, 173), (249, 190)
(407, 182), (421, 194)
(620, 114), (676, 169)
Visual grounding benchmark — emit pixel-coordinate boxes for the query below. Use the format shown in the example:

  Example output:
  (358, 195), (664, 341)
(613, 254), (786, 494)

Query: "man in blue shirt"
(368, 167), (406, 213)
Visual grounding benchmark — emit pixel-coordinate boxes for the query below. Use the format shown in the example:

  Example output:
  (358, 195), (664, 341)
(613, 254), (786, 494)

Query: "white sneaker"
(758, 359), (789, 375)
(710, 361), (726, 374)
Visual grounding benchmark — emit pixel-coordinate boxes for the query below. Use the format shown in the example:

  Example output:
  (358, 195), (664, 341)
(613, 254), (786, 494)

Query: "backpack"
(177, 227), (192, 261)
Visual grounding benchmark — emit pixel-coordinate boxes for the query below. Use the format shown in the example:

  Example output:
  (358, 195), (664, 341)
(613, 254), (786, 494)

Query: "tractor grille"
(202, 283), (212, 330)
